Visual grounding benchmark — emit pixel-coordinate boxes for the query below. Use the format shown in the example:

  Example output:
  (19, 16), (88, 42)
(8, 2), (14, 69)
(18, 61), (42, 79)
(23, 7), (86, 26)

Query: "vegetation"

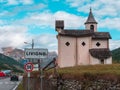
(45, 64), (120, 80)
(17, 82), (25, 90)
(112, 47), (120, 63)
(0, 53), (23, 73)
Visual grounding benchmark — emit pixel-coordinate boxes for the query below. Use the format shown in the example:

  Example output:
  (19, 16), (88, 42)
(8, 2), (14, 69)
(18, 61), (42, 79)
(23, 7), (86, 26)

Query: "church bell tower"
(85, 8), (98, 32)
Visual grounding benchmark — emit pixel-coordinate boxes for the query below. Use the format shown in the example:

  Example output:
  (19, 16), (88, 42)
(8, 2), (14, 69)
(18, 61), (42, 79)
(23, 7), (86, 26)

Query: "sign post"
(24, 62), (34, 90)
(24, 48), (48, 90)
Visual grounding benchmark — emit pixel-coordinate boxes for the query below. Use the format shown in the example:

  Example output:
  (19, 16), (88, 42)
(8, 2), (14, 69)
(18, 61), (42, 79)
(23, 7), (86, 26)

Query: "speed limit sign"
(24, 62), (34, 72)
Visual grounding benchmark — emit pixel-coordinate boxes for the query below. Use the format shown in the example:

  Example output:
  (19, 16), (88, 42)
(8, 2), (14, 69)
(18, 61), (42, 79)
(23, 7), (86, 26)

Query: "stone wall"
(23, 76), (120, 90)
(49, 78), (120, 90)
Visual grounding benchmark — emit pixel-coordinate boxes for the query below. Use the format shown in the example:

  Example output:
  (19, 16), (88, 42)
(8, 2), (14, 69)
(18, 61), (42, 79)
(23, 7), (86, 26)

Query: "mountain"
(0, 53), (23, 73)
(111, 47), (120, 63)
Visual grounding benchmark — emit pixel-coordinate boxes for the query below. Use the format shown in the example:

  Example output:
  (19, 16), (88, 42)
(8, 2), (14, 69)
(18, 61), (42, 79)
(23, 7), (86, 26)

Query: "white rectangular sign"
(25, 48), (48, 59)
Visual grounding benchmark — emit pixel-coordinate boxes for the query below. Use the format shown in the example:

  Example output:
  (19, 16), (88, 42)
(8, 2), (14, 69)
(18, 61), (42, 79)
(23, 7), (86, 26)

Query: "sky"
(0, 0), (120, 52)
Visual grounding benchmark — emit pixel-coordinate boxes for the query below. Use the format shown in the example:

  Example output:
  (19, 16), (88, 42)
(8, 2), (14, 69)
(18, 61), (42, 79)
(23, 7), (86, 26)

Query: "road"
(0, 76), (22, 90)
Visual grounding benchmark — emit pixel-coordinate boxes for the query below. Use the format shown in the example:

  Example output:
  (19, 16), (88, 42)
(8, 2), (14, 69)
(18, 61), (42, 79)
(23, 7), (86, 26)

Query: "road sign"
(24, 48), (48, 59)
(24, 62), (34, 72)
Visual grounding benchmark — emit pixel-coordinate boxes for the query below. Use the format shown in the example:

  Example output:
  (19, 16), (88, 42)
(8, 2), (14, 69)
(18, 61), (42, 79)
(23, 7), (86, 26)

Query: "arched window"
(90, 25), (94, 31)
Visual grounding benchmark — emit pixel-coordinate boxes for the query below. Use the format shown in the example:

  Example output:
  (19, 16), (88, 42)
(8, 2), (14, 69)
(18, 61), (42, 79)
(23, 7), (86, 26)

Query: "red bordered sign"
(24, 62), (34, 72)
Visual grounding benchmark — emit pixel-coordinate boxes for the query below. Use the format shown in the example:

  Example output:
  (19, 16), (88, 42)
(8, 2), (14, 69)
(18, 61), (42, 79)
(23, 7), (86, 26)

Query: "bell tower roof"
(85, 8), (97, 24)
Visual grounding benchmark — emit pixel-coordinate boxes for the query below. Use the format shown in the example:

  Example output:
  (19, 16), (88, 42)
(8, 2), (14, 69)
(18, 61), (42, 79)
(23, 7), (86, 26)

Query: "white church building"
(55, 9), (112, 68)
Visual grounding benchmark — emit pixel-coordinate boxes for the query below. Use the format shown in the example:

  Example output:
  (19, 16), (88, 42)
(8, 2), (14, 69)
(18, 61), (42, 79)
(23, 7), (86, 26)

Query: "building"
(55, 9), (112, 68)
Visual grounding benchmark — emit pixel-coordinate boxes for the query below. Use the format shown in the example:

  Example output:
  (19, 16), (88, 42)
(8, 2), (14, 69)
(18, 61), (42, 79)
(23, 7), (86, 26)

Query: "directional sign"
(24, 48), (48, 59)
(24, 62), (34, 72)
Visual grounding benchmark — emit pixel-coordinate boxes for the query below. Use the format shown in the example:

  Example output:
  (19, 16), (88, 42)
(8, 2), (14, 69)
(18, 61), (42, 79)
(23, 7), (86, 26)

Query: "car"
(10, 75), (19, 81)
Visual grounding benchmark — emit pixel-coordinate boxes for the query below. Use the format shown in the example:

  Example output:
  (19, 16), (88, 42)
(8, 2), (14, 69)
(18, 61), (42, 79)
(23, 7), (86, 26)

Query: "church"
(55, 9), (112, 68)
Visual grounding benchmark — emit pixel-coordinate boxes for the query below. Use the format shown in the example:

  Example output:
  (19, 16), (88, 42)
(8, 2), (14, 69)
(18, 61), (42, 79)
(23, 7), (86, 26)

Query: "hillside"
(0, 53), (23, 73)
(111, 47), (120, 63)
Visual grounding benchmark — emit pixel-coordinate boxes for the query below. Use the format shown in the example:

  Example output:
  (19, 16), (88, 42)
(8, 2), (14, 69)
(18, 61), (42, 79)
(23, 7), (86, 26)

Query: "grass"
(17, 82), (25, 90)
(45, 64), (120, 80)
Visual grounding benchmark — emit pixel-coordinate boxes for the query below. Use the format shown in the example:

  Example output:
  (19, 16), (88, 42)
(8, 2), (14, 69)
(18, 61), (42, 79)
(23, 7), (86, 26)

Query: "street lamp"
(24, 39), (34, 49)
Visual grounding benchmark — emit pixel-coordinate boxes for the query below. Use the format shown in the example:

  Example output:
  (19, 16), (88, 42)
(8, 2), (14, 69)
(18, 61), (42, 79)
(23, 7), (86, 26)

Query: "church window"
(82, 42), (86, 46)
(65, 42), (70, 46)
(96, 42), (101, 47)
(90, 25), (94, 31)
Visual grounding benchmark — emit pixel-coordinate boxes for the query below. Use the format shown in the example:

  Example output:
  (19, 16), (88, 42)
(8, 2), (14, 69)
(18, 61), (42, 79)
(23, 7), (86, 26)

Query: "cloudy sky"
(0, 0), (120, 52)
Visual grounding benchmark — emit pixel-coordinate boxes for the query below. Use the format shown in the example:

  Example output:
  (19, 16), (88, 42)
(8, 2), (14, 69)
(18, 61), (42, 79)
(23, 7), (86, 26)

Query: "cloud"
(110, 40), (120, 50)
(0, 25), (28, 48)
(0, 25), (57, 52)
(23, 34), (57, 52)
(6, 0), (34, 5)
(14, 11), (85, 29)
(0, 20), (3, 24)
(13, 3), (46, 12)
(20, 0), (34, 5)
(66, 0), (120, 30)
(99, 18), (120, 30)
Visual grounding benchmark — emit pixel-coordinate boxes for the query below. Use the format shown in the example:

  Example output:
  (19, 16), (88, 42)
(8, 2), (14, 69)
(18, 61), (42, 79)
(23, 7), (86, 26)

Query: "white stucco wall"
(57, 35), (111, 68)
(92, 40), (108, 48)
(77, 37), (91, 65)
(104, 57), (112, 64)
(90, 56), (100, 65)
(90, 56), (112, 65)
(58, 36), (76, 67)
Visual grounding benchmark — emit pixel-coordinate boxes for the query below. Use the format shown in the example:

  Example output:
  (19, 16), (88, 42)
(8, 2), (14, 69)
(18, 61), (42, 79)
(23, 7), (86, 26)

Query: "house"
(55, 8), (112, 68)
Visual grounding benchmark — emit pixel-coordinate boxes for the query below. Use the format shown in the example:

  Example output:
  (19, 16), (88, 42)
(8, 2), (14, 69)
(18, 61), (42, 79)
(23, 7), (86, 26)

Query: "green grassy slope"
(0, 53), (23, 73)
(112, 47), (120, 63)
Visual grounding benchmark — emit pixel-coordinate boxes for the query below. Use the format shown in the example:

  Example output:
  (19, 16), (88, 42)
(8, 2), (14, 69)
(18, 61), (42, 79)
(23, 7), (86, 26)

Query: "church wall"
(77, 37), (91, 65)
(90, 56), (112, 65)
(58, 36), (76, 67)
(92, 40), (108, 48)
(90, 56), (100, 65)
(105, 57), (112, 64)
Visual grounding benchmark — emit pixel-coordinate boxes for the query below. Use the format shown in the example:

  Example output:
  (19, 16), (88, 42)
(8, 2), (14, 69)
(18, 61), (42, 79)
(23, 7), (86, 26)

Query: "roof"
(58, 29), (111, 39)
(89, 48), (112, 59)
(59, 29), (93, 37)
(85, 8), (97, 24)
(92, 32), (111, 39)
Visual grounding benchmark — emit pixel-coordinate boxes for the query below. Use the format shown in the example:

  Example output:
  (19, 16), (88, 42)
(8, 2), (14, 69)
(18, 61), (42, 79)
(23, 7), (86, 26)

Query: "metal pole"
(38, 59), (43, 90)
(27, 72), (30, 90)
(40, 59), (43, 90)
(32, 39), (34, 49)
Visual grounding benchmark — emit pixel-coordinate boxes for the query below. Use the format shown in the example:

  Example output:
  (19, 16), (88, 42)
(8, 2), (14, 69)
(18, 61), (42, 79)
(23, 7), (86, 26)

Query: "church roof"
(59, 29), (93, 37)
(84, 8), (97, 24)
(92, 32), (111, 39)
(89, 48), (112, 59)
(59, 29), (111, 39)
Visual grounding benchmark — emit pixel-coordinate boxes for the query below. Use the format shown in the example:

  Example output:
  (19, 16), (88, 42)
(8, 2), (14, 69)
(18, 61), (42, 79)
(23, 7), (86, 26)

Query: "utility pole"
(24, 39), (34, 90)
(32, 39), (34, 49)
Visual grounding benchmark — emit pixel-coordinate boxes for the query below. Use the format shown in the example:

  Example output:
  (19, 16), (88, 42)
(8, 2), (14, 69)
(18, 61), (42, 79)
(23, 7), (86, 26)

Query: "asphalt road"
(0, 76), (22, 90)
